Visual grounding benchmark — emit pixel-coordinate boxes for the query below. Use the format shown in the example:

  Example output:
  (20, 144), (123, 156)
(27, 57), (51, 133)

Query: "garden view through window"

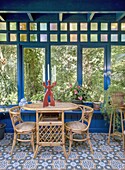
(51, 46), (77, 102)
(0, 45), (125, 104)
(82, 48), (104, 102)
(0, 45), (17, 105)
(24, 48), (45, 102)
(111, 46), (125, 90)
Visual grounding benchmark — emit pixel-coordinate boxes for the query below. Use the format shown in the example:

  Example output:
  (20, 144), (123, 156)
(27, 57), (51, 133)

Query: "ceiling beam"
(87, 12), (95, 22)
(27, 13), (34, 21)
(116, 13), (125, 21)
(0, 15), (5, 21)
(59, 13), (63, 22)
(0, 0), (125, 13)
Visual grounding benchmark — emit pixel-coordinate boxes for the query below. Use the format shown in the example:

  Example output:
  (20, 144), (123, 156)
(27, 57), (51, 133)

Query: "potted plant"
(53, 82), (92, 104)
(101, 52), (125, 130)
(93, 95), (101, 110)
(69, 82), (92, 104)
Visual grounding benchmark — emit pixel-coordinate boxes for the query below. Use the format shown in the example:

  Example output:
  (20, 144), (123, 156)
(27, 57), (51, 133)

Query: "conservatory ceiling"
(0, 0), (125, 22)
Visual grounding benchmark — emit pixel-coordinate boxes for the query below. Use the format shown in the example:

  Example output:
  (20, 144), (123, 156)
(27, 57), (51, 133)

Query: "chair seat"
(16, 122), (35, 132)
(65, 121), (87, 132)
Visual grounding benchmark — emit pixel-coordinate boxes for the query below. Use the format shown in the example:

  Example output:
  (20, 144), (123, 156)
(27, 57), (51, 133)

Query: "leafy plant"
(30, 92), (45, 102)
(54, 82), (91, 102)
(69, 82), (91, 101)
(0, 63), (17, 106)
(101, 53), (125, 129)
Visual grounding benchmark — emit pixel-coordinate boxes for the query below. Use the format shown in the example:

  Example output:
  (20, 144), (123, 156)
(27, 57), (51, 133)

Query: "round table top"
(22, 102), (79, 111)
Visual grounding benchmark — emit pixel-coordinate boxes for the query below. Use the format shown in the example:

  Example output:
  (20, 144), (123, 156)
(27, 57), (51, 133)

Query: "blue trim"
(106, 45), (111, 89)
(17, 45), (24, 102)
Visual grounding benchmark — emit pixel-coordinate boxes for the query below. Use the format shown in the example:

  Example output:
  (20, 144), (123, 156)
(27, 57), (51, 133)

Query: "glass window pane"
(30, 23), (37, 30)
(82, 48), (104, 101)
(91, 23), (98, 31)
(10, 34), (17, 41)
(111, 23), (118, 31)
(111, 34), (118, 42)
(101, 34), (108, 42)
(30, 34), (37, 41)
(101, 23), (108, 30)
(121, 34), (125, 42)
(121, 23), (125, 31)
(70, 34), (77, 42)
(51, 46), (77, 101)
(40, 23), (47, 31)
(69, 23), (77, 31)
(90, 34), (98, 42)
(20, 23), (27, 30)
(10, 22), (17, 30)
(50, 23), (57, 31)
(50, 34), (57, 42)
(24, 48), (45, 101)
(20, 34), (27, 41)
(80, 34), (87, 42)
(60, 34), (67, 42)
(80, 23), (87, 31)
(0, 22), (6, 30)
(111, 46), (125, 89)
(0, 45), (17, 104)
(40, 34), (47, 42)
(60, 23), (67, 31)
(0, 33), (7, 41)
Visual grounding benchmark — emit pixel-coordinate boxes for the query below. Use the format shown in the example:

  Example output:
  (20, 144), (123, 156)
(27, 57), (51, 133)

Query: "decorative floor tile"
(0, 133), (125, 170)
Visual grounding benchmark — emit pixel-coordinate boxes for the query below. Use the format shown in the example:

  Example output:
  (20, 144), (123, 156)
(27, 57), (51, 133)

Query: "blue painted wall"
(0, 108), (109, 133)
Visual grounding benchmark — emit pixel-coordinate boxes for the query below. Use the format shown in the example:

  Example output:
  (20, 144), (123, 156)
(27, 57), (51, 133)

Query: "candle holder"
(43, 80), (56, 107)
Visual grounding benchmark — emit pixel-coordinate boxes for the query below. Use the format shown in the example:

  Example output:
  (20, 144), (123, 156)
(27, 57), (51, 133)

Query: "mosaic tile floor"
(0, 133), (125, 170)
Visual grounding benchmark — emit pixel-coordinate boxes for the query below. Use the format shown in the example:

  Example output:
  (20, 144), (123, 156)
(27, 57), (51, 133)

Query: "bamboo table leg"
(34, 111), (39, 158)
(108, 112), (113, 144)
(62, 111), (68, 159)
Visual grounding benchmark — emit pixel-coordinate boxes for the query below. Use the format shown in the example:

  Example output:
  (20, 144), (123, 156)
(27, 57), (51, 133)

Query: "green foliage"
(53, 83), (72, 102)
(30, 92), (45, 102)
(101, 46), (125, 129)
(0, 68), (17, 105)
(82, 48), (104, 102)
(53, 82), (92, 102)
(24, 48), (45, 101)
(0, 45), (17, 105)
(51, 46), (77, 89)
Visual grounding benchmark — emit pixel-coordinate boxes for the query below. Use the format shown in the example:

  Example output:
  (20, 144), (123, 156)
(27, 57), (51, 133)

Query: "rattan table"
(23, 102), (79, 158)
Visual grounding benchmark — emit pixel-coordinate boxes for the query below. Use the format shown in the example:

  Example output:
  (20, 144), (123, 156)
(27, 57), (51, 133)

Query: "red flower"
(74, 89), (78, 94)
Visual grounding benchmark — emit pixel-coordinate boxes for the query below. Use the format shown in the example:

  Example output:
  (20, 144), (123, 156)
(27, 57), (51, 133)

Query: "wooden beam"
(59, 13), (63, 21)
(27, 13), (34, 21)
(0, 0), (125, 13)
(116, 13), (125, 21)
(87, 12), (95, 22)
(0, 15), (5, 21)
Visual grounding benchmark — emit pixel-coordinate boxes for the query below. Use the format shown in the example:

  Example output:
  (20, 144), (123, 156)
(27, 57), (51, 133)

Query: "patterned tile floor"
(0, 133), (125, 170)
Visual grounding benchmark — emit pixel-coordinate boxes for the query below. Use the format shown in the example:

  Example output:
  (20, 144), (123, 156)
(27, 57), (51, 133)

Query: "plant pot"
(111, 92), (125, 107)
(0, 123), (6, 140)
(93, 101), (101, 110)
(72, 99), (83, 105)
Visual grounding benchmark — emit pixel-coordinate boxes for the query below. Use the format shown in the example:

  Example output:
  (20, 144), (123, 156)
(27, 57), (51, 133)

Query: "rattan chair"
(65, 105), (94, 156)
(9, 106), (36, 155)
